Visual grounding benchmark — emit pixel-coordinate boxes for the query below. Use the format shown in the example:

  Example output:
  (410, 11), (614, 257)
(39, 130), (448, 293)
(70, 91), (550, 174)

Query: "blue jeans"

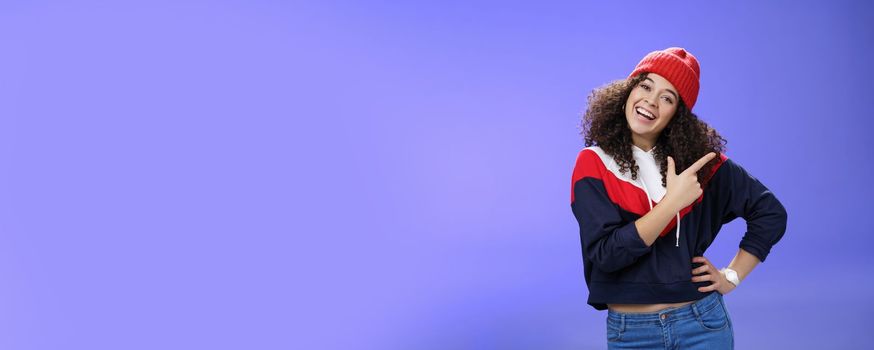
(606, 292), (734, 349)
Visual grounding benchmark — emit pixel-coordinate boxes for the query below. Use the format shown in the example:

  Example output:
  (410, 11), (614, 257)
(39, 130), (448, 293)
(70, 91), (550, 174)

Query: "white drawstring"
(639, 178), (681, 247)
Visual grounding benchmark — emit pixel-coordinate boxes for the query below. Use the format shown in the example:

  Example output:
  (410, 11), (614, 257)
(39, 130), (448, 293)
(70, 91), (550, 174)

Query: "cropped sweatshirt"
(570, 144), (788, 311)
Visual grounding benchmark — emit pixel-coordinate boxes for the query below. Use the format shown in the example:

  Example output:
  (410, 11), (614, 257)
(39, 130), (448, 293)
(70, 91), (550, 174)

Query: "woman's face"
(624, 73), (680, 148)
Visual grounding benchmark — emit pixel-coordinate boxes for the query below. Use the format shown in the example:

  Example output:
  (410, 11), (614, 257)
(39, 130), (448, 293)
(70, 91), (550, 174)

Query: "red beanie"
(628, 47), (701, 110)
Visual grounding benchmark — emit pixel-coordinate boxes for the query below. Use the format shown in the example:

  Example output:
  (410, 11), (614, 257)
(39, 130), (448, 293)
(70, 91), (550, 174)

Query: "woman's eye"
(662, 96), (673, 104)
(640, 84), (650, 90)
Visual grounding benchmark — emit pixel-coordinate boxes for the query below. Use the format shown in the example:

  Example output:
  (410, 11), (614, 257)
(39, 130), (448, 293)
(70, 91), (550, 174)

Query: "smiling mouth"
(635, 107), (655, 120)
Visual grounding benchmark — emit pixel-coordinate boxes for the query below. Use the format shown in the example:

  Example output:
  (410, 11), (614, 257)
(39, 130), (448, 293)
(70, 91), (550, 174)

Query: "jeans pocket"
(606, 317), (623, 342)
(695, 299), (729, 331)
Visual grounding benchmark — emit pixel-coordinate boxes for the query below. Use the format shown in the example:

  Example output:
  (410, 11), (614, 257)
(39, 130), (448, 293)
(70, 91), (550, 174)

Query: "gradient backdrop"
(0, 0), (871, 349)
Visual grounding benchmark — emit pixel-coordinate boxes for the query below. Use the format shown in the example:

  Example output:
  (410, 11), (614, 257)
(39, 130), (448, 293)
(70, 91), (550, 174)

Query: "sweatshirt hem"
(587, 281), (712, 311)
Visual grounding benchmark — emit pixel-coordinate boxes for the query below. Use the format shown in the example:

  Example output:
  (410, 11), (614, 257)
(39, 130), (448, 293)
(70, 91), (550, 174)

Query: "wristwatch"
(720, 268), (740, 287)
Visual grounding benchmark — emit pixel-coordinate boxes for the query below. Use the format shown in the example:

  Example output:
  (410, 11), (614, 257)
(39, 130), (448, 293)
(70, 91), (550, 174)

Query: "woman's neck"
(632, 135), (656, 152)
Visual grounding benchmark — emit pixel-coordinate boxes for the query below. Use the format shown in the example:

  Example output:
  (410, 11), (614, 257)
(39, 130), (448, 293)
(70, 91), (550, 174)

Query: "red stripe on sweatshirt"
(571, 149), (728, 237)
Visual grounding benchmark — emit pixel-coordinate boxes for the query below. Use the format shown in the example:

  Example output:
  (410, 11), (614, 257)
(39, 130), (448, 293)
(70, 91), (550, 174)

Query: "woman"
(569, 47), (788, 349)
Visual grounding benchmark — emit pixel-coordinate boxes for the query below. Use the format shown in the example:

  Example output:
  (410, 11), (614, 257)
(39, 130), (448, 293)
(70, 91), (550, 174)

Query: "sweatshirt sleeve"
(717, 158), (788, 263)
(571, 151), (652, 273)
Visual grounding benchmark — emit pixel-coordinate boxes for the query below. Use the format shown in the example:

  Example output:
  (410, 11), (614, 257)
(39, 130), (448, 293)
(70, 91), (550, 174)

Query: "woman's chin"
(628, 123), (656, 136)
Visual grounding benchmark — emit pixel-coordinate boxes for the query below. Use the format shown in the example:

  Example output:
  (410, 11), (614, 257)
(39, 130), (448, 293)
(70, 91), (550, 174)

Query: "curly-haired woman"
(569, 47), (788, 349)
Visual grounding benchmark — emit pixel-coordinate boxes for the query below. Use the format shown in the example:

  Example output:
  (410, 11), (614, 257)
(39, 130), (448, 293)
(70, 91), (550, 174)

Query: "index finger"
(684, 152), (717, 174)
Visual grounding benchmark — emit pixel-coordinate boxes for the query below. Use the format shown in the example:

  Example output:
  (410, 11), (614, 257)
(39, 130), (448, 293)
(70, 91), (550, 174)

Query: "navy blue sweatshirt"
(570, 145), (788, 311)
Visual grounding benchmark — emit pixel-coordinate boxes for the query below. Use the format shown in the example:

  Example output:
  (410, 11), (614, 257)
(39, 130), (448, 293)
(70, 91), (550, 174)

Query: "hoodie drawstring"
(639, 179), (681, 247)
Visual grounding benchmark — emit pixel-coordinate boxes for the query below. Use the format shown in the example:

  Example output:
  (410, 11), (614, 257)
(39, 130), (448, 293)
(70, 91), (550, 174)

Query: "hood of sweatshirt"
(631, 144), (682, 246)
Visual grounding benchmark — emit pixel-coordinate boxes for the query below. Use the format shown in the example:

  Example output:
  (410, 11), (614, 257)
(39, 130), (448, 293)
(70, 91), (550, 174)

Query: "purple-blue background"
(0, 1), (871, 349)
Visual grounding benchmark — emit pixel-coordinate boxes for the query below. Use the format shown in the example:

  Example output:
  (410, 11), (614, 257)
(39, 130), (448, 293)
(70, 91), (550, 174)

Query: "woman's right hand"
(664, 152), (717, 211)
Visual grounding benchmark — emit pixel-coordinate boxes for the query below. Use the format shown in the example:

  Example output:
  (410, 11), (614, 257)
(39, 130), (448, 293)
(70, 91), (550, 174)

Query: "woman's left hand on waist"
(691, 255), (737, 295)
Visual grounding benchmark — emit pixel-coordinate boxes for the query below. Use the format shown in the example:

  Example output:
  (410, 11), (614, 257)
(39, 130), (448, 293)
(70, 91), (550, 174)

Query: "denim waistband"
(606, 292), (722, 326)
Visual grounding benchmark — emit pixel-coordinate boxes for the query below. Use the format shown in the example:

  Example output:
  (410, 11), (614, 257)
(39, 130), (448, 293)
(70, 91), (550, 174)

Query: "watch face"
(725, 270), (738, 284)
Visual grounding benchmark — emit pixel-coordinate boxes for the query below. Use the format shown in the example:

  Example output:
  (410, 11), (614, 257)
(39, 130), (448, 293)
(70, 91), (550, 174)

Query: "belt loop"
(620, 314), (625, 332)
(691, 301), (701, 318)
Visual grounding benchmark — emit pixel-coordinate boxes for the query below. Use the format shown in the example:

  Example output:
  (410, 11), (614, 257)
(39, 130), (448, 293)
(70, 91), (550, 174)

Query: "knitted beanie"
(628, 47), (701, 110)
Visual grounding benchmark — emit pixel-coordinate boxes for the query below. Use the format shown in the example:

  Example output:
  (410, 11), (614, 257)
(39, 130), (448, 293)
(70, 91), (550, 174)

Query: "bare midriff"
(607, 300), (697, 313)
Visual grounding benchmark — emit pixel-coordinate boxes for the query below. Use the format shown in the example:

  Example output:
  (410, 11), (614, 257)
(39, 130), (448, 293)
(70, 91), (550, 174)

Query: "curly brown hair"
(579, 72), (727, 187)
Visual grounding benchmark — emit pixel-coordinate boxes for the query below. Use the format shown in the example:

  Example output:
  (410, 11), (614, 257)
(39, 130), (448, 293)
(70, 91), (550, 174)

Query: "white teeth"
(636, 107), (654, 119)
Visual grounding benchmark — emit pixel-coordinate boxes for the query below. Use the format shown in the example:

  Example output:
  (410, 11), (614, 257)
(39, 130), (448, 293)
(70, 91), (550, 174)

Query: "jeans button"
(661, 314), (667, 320)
